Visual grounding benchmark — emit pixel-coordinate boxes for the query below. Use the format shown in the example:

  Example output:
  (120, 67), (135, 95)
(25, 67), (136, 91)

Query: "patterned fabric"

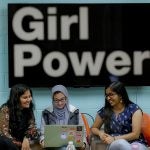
(0, 105), (39, 147)
(98, 103), (147, 145)
(53, 105), (69, 125)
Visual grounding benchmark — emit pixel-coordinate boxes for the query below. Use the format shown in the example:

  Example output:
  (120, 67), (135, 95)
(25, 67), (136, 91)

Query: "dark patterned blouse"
(98, 103), (147, 146)
(0, 105), (39, 147)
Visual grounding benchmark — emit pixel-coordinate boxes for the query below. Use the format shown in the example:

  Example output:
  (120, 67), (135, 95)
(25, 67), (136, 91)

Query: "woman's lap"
(107, 139), (148, 150)
(0, 135), (19, 150)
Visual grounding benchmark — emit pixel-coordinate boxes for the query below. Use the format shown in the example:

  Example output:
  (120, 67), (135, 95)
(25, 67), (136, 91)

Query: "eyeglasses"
(53, 97), (66, 104)
(105, 93), (117, 99)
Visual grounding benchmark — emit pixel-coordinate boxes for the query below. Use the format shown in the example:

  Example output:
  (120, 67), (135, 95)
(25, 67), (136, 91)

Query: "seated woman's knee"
(109, 139), (130, 150)
(113, 139), (128, 145)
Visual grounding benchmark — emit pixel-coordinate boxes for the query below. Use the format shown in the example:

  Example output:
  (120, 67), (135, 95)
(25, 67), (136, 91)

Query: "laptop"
(44, 125), (84, 148)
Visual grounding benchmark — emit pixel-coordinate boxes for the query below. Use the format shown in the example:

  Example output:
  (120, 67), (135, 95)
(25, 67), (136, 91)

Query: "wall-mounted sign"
(8, 4), (150, 87)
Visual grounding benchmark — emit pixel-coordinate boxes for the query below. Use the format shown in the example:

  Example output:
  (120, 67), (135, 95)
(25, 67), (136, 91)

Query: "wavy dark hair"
(2, 84), (35, 140)
(104, 81), (133, 133)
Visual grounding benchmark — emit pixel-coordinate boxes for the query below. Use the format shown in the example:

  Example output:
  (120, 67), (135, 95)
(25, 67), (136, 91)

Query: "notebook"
(44, 125), (84, 148)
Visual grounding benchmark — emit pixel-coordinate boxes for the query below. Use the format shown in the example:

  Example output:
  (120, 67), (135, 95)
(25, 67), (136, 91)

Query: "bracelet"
(40, 139), (44, 144)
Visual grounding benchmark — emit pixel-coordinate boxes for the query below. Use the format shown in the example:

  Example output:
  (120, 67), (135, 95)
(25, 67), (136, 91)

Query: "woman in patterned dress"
(0, 84), (39, 150)
(91, 81), (148, 150)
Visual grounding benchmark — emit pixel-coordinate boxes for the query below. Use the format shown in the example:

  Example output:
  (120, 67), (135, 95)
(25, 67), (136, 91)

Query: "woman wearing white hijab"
(40, 85), (87, 150)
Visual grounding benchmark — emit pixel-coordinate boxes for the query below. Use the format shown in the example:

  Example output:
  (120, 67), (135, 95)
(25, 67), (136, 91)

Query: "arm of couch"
(90, 134), (107, 150)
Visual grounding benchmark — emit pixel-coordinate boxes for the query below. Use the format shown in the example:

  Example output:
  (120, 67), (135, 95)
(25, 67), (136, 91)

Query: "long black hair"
(2, 84), (35, 140)
(104, 81), (133, 133)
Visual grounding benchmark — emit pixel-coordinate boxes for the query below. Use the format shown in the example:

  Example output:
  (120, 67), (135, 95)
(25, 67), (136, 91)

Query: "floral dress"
(0, 105), (39, 147)
(98, 103), (147, 146)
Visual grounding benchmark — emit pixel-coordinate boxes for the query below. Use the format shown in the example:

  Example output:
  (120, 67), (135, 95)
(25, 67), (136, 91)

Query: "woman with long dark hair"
(91, 81), (148, 150)
(0, 84), (39, 150)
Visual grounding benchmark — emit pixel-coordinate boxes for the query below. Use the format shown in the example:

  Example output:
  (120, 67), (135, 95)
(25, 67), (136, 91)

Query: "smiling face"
(20, 90), (32, 109)
(53, 92), (67, 109)
(105, 87), (121, 107)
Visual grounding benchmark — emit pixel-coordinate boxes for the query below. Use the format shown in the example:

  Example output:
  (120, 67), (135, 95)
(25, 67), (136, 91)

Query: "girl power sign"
(8, 4), (150, 87)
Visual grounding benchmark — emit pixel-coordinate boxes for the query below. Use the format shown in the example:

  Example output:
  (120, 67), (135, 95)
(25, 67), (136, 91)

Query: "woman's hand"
(99, 132), (108, 141)
(80, 142), (86, 150)
(21, 137), (31, 150)
(39, 140), (44, 148)
(102, 134), (115, 144)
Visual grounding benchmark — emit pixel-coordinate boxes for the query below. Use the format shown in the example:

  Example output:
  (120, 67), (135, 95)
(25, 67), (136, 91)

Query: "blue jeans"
(107, 139), (148, 150)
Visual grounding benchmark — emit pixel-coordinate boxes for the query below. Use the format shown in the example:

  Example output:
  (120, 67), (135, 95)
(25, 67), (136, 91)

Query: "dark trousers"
(0, 135), (19, 150)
